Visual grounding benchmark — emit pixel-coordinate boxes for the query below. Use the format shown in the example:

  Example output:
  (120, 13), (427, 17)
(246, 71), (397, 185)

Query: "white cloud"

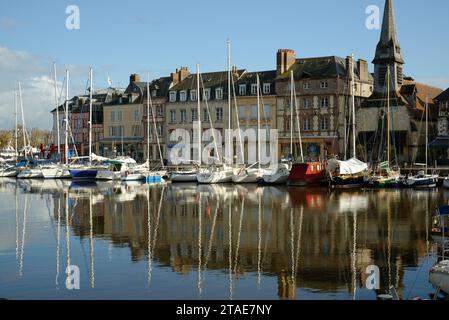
(0, 47), (84, 130)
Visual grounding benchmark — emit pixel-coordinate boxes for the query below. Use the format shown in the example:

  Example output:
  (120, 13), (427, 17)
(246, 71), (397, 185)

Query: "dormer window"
(215, 88), (223, 100)
(169, 91), (177, 102)
(190, 90), (197, 101)
(203, 88), (210, 101)
(263, 83), (271, 94)
(320, 81), (329, 89)
(303, 82), (310, 90)
(180, 91), (187, 102)
(239, 84), (246, 95)
(151, 90), (157, 98)
(251, 84), (257, 95)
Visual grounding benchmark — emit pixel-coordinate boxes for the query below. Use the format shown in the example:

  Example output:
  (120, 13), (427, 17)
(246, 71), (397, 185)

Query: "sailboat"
(197, 42), (234, 184)
(328, 54), (369, 188)
(42, 63), (71, 179)
(404, 97), (439, 188)
(367, 68), (401, 188)
(232, 74), (266, 183)
(69, 68), (106, 180)
(16, 82), (44, 179)
(121, 76), (166, 182)
(286, 70), (327, 186)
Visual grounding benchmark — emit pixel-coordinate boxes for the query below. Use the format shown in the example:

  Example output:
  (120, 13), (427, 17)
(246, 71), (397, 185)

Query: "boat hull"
(17, 169), (43, 179)
(261, 167), (290, 185)
(41, 167), (70, 179)
(69, 169), (98, 180)
(232, 168), (263, 184)
(170, 172), (198, 182)
(197, 169), (233, 184)
(96, 170), (121, 180)
(329, 176), (366, 189)
(0, 169), (18, 177)
(287, 162), (327, 186)
(429, 261), (449, 294)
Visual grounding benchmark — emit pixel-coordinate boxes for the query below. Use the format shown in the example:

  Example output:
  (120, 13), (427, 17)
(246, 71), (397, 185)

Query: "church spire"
(373, 0), (404, 93)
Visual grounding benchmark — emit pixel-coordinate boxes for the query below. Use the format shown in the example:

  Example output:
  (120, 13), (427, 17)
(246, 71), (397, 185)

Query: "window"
(170, 110), (176, 123)
(216, 107), (223, 122)
(250, 105), (258, 120)
(180, 91), (187, 102)
(190, 90), (197, 101)
(303, 118), (312, 131)
(203, 108), (209, 122)
(180, 109), (187, 123)
(133, 108), (140, 121)
(239, 84), (246, 95)
(157, 124), (163, 137)
(303, 99), (310, 109)
(284, 116), (291, 132)
(110, 111), (115, 122)
(109, 125), (123, 137)
(132, 125), (141, 137)
(215, 88), (223, 100)
(203, 88), (210, 101)
(151, 90), (157, 98)
(263, 105), (271, 119)
(116, 110), (122, 122)
(303, 83), (310, 90)
(169, 91), (177, 102)
(320, 117), (329, 131)
(192, 109), (198, 121)
(321, 98), (329, 108)
(263, 83), (271, 94)
(321, 81), (329, 89)
(251, 84), (257, 95)
(156, 106), (163, 117)
(239, 106), (246, 120)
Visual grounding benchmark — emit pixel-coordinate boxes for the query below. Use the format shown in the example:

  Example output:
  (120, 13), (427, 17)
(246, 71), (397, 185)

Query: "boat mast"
(425, 96), (428, 173)
(257, 74), (261, 171)
(53, 63), (60, 163)
(146, 78), (151, 170)
(18, 82), (27, 159)
(148, 75), (164, 169)
(65, 69), (69, 165)
(89, 67), (93, 164)
(197, 64), (202, 166)
(227, 39), (232, 165)
(351, 54), (356, 159)
(14, 88), (18, 157)
(290, 71), (294, 161)
(293, 73), (304, 163)
(387, 67), (390, 165)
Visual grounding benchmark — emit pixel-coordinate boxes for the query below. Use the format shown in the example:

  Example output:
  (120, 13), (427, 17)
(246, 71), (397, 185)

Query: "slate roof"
(276, 56), (373, 82)
(170, 69), (245, 94)
(435, 88), (449, 102)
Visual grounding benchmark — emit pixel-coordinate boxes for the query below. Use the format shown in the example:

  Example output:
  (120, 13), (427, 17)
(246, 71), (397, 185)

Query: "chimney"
(276, 49), (296, 75)
(346, 56), (354, 80)
(357, 59), (369, 82)
(129, 73), (141, 84)
(171, 67), (190, 85)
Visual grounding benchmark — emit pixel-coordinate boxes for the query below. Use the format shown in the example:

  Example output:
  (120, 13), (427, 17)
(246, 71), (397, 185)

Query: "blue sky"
(1, 0), (448, 129)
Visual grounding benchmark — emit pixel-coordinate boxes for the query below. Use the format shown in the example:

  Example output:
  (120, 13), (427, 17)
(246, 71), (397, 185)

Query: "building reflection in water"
(7, 178), (439, 299)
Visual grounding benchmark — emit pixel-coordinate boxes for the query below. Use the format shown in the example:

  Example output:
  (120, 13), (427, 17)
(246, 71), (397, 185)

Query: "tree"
(0, 131), (13, 150)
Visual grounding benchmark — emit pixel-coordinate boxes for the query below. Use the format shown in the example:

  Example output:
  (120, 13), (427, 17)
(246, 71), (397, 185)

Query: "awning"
(429, 137), (449, 149)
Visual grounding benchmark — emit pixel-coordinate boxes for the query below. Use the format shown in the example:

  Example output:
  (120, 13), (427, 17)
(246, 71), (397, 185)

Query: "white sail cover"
(328, 158), (368, 175)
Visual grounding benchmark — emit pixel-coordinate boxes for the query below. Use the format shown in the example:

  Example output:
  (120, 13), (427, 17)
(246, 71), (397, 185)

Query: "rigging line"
(231, 73), (245, 164)
(147, 185), (152, 287)
(294, 206), (304, 278)
(292, 76), (304, 162)
(199, 73), (222, 164)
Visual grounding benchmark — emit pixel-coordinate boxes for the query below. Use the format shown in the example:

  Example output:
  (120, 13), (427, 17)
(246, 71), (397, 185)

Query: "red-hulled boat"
(287, 162), (327, 186)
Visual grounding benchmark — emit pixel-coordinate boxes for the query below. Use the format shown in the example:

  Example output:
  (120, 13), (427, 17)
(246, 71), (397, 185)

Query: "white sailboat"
(405, 97), (439, 188)
(198, 42), (234, 184)
(96, 157), (136, 180)
(42, 63), (71, 179)
(121, 76), (166, 182)
(232, 74), (266, 183)
(262, 71), (298, 185)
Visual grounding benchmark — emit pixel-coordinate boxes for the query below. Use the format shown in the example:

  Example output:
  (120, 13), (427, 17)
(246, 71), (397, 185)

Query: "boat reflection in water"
(0, 178), (441, 299)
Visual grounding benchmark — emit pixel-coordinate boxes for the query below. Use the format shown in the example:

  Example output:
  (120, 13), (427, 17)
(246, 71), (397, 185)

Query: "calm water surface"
(0, 178), (445, 300)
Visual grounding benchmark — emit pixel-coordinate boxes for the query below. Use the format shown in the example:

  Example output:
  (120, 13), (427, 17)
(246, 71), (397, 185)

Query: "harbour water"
(0, 178), (444, 300)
